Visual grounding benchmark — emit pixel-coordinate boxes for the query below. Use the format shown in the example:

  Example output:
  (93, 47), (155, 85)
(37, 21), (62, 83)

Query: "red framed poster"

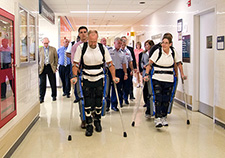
(0, 8), (17, 128)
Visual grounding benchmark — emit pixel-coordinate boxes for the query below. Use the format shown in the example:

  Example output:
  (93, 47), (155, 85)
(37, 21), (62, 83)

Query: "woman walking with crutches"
(144, 35), (187, 128)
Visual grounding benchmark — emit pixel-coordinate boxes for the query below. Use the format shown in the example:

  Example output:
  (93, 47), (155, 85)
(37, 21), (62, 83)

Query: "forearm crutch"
(131, 84), (144, 127)
(181, 78), (190, 125)
(68, 83), (75, 141)
(113, 82), (127, 137)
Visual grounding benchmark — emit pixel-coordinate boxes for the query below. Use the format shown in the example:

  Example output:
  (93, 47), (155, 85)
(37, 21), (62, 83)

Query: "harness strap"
(83, 71), (104, 77)
(154, 70), (173, 74)
(83, 64), (104, 69)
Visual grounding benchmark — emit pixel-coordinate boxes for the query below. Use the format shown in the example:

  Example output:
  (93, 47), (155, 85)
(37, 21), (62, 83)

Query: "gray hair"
(114, 37), (122, 42)
(42, 37), (50, 42)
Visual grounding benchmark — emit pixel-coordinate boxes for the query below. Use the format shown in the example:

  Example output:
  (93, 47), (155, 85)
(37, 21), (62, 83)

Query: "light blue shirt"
(57, 46), (71, 66)
(109, 47), (127, 69)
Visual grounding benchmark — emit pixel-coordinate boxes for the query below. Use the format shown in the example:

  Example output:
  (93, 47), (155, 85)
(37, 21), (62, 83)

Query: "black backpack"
(80, 42), (105, 69)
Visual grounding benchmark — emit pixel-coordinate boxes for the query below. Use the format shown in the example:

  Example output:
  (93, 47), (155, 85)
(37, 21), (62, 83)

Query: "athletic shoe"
(145, 114), (151, 119)
(137, 84), (140, 88)
(154, 118), (163, 128)
(161, 117), (168, 126)
(112, 107), (119, 112)
(106, 107), (110, 112)
(94, 120), (102, 132)
(85, 125), (93, 136)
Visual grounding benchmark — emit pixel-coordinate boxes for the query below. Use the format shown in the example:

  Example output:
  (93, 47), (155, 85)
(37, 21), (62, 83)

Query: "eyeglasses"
(44, 43), (49, 44)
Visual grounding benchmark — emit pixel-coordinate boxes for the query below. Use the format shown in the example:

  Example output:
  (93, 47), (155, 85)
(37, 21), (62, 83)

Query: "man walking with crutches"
(71, 30), (119, 136)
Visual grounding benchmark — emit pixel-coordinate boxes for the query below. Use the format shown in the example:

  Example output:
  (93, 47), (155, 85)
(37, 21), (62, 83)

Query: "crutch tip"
(187, 120), (190, 125)
(68, 135), (72, 141)
(123, 132), (127, 137)
(131, 121), (135, 127)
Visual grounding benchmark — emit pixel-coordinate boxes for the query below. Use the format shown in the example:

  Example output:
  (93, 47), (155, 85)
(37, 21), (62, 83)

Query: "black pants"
(152, 79), (173, 118)
(128, 68), (134, 98)
(59, 64), (71, 95)
(82, 79), (103, 124)
(39, 64), (57, 100)
(106, 68), (112, 108)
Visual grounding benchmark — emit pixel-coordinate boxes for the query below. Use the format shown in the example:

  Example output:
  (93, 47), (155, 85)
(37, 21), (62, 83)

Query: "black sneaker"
(106, 107), (110, 112)
(94, 120), (102, 132)
(85, 125), (93, 136)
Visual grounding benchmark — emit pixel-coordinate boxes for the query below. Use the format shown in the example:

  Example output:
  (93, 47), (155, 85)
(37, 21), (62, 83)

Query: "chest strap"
(83, 64), (104, 69)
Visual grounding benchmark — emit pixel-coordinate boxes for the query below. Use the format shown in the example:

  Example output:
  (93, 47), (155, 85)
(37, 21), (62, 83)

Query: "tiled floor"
(12, 88), (225, 158)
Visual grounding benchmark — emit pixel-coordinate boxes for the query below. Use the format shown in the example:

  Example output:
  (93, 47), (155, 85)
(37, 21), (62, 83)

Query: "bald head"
(88, 30), (98, 49)
(101, 38), (107, 46)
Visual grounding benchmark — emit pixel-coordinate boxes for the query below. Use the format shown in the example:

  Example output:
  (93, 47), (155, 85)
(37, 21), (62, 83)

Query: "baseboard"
(199, 102), (213, 118)
(0, 103), (40, 158)
(215, 106), (225, 124)
(215, 119), (225, 129)
(174, 98), (192, 110)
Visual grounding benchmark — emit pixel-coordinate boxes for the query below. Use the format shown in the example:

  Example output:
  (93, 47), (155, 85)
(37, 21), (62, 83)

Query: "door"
(199, 11), (215, 118)
(0, 8), (16, 128)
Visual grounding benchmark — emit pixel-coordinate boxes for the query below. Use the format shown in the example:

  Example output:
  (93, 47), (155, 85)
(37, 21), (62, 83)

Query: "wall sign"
(217, 36), (224, 50)
(39, 0), (55, 24)
(182, 35), (190, 63)
(177, 19), (183, 33)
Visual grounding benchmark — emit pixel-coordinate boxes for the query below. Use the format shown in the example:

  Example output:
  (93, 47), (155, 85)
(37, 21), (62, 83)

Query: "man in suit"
(39, 37), (58, 103)
(121, 36), (137, 100)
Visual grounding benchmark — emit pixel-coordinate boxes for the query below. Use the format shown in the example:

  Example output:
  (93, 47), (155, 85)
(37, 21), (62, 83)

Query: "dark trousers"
(128, 68), (134, 98)
(39, 64), (57, 100)
(143, 81), (150, 105)
(111, 69), (124, 108)
(106, 68), (112, 108)
(123, 68), (130, 101)
(152, 79), (173, 118)
(82, 79), (103, 124)
(59, 64), (71, 95)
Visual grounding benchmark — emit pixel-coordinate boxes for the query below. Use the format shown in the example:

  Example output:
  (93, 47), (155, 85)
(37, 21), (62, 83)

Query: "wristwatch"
(73, 75), (78, 78)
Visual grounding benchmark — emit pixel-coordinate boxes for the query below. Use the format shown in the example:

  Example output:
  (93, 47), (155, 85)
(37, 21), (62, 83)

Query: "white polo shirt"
(74, 43), (112, 82)
(150, 48), (181, 82)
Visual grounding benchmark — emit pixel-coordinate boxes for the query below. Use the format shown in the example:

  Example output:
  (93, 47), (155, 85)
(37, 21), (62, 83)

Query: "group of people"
(38, 25), (186, 136)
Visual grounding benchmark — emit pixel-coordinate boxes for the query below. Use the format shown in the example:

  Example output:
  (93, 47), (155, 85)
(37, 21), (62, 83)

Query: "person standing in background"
(57, 38), (71, 98)
(67, 26), (88, 129)
(121, 36), (136, 100)
(134, 41), (144, 88)
(39, 37), (58, 103)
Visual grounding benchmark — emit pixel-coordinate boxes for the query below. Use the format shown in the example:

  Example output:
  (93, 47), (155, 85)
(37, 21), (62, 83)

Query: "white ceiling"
(43, 0), (173, 39)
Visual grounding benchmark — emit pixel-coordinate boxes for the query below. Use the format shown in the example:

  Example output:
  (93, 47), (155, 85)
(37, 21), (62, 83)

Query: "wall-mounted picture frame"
(206, 35), (213, 49)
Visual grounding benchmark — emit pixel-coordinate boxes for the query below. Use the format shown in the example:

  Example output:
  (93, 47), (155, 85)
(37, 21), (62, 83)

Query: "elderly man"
(39, 37), (58, 103)
(71, 30), (119, 136)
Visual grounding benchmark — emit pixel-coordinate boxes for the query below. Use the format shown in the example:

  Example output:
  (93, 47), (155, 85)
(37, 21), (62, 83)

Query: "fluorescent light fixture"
(78, 25), (123, 27)
(106, 11), (140, 13)
(70, 11), (105, 13)
(70, 11), (140, 14)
